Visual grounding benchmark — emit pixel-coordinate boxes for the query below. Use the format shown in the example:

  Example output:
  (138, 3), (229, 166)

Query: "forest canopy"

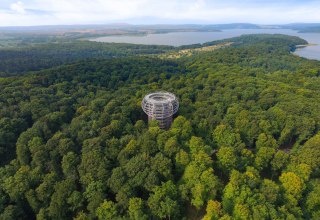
(0, 34), (320, 219)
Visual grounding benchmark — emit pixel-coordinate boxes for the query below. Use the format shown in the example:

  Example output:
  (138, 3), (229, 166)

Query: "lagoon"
(91, 29), (320, 60)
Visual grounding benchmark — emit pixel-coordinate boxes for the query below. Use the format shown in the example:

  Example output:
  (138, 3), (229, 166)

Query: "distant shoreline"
(296, 44), (318, 48)
(88, 29), (221, 40)
(88, 30), (320, 61)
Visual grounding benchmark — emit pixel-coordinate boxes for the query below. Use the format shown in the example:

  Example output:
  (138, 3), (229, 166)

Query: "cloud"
(10, 1), (25, 14)
(0, 0), (320, 26)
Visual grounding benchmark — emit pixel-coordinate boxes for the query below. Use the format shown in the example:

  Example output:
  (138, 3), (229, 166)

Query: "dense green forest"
(1, 34), (320, 219)
(0, 41), (173, 75)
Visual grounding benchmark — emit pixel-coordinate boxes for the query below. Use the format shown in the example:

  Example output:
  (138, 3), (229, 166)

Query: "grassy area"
(159, 42), (233, 59)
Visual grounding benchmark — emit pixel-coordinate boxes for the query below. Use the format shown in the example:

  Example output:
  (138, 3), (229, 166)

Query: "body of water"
(91, 29), (320, 60)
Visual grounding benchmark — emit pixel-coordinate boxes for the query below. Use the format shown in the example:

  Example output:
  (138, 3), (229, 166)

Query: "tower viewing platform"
(142, 91), (179, 129)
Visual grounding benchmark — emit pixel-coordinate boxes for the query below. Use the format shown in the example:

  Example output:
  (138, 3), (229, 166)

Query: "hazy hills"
(1, 23), (320, 34)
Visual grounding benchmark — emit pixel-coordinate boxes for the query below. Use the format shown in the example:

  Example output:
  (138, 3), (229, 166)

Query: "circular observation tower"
(142, 91), (179, 129)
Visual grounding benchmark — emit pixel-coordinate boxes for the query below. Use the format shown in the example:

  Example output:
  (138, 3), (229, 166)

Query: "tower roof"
(142, 91), (179, 119)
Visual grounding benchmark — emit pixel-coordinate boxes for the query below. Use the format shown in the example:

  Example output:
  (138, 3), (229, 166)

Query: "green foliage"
(254, 147), (276, 171)
(128, 197), (148, 220)
(147, 180), (180, 219)
(189, 136), (212, 155)
(304, 180), (320, 219)
(279, 171), (306, 218)
(271, 150), (289, 172)
(217, 147), (237, 172)
(256, 133), (277, 149)
(180, 146), (220, 210)
(96, 200), (118, 220)
(260, 179), (279, 204)
(0, 41), (173, 75)
(48, 179), (76, 219)
(203, 200), (223, 220)
(213, 124), (244, 150)
(0, 34), (319, 219)
(296, 132), (320, 175)
(279, 172), (305, 198)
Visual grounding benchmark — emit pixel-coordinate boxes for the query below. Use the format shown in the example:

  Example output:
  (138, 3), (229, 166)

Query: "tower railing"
(142, 91), (179, 129)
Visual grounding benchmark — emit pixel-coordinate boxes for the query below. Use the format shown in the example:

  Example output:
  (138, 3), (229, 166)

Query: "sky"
(0, 0), (319, 26)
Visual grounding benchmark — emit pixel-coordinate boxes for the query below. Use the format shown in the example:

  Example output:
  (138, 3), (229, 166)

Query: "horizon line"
(1, 22), (320, 28)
